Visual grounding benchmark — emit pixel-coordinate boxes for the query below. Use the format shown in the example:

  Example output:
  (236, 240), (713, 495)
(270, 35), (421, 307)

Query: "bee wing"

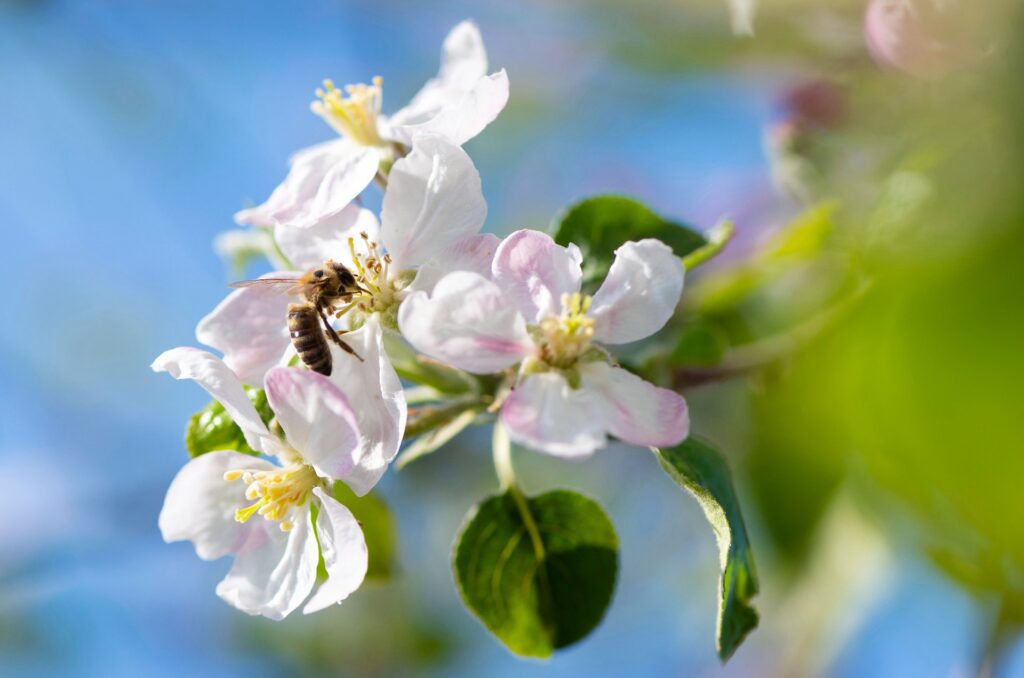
(228, 275), (304, 295)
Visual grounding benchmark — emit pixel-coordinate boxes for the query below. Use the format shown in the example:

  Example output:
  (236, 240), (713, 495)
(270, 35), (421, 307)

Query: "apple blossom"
(153, 349), (372, 619)
(196, 133), (491, 486)
(399, 229), (690, 458)
(235, 20), (508, 230)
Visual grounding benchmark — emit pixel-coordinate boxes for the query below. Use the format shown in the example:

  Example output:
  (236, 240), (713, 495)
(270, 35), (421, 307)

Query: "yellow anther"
(225, 464), (320, 527)
(311, 76), (385, 146)
(536, 293), (596, 369)
(280, 521), (295, 533)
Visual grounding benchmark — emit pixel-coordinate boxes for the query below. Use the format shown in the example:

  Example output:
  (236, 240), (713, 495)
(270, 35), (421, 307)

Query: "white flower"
(196, 134), (488, 481)
(235, 20), (508, 230)
(153, 349), (372, 619)
(399, 230), (690, 458)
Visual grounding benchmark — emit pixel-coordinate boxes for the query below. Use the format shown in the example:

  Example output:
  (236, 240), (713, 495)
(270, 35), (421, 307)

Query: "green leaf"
(656, 437), (759, 662)
(552, 195), (706, 289)
(184, 388), (273, 458)
(671, 321), (729, 367)
(331, 483), (398, 581)
(453, 489), (618, 658)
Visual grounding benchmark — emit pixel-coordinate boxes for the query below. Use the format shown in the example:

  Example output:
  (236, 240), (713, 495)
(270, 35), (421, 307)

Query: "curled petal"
(235, 139), (378, 230)
(265, 368), (361, 481)
(195, 273), (296, 387)
(581, 362), (689, 449)
(408, 233), (500, 296)
(492, 230), (583, 323)
(215, 504), (319, 620)
(399, 271), (532, 374)
(501, 372), (606, 458)
(303, 488), (368, 614)
(389, 70), (509, 147)
(275, 205), (380, 271)
(589, 239), (684, 345)
(379, 135), (486, 270)
(326, 316), (406, 495)
(152, 348), (280, 455)
(159, 450), (276, 561)
(387, 21), (508, 146)
(437, 20), (490, 88)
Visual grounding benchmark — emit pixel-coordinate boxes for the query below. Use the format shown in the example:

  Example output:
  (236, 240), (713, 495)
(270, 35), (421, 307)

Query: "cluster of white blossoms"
(154, 21), (689, 620)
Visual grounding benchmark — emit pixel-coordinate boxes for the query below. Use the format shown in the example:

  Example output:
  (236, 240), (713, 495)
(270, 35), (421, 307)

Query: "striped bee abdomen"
(287, 302), (332, 376)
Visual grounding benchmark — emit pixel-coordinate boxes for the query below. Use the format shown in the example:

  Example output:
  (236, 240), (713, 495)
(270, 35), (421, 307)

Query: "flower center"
(535, 293), (596, 369)
(223, 463), (321, 532)
(333, 232), (413, 332)
(312, 77), (385, 147)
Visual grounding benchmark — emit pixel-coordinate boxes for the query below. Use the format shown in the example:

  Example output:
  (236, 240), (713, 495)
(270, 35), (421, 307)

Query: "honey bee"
(230, 260), (365, 376)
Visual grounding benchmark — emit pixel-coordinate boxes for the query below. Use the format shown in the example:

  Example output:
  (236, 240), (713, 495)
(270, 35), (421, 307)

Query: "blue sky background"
(1, 0), (1019, 675)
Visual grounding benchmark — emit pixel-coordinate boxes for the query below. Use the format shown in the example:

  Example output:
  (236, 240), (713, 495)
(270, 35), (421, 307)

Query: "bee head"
(313, 259), (360, 297)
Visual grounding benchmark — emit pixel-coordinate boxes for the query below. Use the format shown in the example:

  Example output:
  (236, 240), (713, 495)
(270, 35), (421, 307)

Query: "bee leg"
(317, 305), (364, 362)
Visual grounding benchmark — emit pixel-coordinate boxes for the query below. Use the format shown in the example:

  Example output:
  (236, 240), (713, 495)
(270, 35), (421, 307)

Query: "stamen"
(311, 76), (384, 146)
(536, 293), (596, 369)
(225, 464), (320, 527)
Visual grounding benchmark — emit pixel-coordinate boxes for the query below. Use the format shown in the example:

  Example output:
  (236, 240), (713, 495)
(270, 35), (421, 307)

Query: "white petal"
(438, 20), (489, 88)
(303, 488), (368, 614)
(159, 450), (276, 561)
(492, 230), (583, 323)
(152, 348), (280, 455)
(274, 205), (380, 272)
(399, 271), (532, 374)
(326, 316), (406, 495)
(501, 372), (606, 458)
(581, 362), (689, 449)
(379, 135), (486, 270)
(264, 367), (361, 481)
(589, 239), (685, 345)
(215, 504), (319, 620)
(195, 274), (296, 387)
(235, 139), (378, 230)
(387, 21), (507, 146)
(729, 0), (757, 36)
(408, 233), (500, 296)
(388, 70), (509, 147)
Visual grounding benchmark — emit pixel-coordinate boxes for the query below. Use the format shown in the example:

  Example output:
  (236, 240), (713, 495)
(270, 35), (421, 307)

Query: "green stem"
(492, 422), (516, 490)
(492, 424), (547, 572)
(682, 219), (735, 272)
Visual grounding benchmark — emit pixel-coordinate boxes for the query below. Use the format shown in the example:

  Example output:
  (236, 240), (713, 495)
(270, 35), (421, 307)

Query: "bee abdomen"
(287, 303), (331, 376)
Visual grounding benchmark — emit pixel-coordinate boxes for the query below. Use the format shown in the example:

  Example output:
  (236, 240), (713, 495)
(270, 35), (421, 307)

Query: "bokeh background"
(3, 0), (1023, 676)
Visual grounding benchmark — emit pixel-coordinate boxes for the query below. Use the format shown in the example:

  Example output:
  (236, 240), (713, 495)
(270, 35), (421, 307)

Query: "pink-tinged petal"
(399, 271), (533, 374)
(589, 239), (685, 345)
(195, 274), (296, 387)
(215, 504), (319, 620)
(408, 233), (500, 296)
(303, 488), (368, 614)
(379, 135), (486, 270)
(152, 348), (280, 455)
(274, 205), (380, 271)
(265, 368), (361, 482)
(581, 362), (689, 449)
(501, 372), (606, 458)
(389, 70), (509, 147)
(325, 316), (406, 495)
(159, 450), (276, 561)
(492, 230), (583, 323)
(864, 0), (963, 80)
(235, 139), (378, 230)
